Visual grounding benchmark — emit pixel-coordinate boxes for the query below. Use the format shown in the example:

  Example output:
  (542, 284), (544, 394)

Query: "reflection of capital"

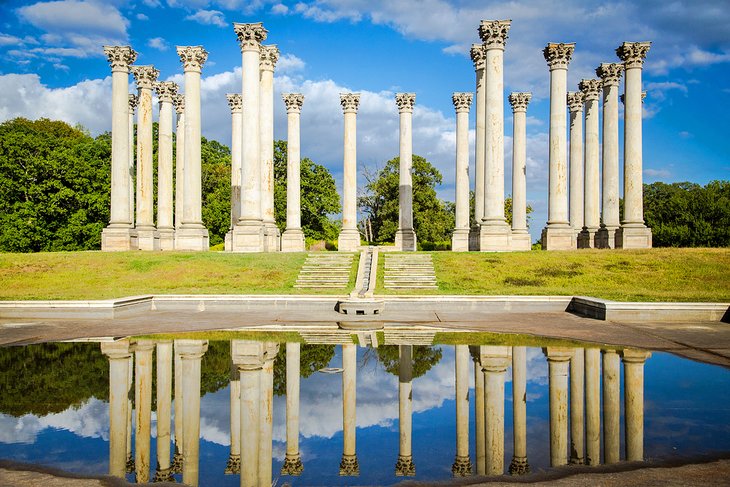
(259, 44), (280, 71)
(470, 43), (486, 70)
(509, 456), (530, 475)
(567, 91), (584, 112)
(578, 79), (602, 101)
(340, 93), (360, 113)
(224, 453), (240, 474)
(282, 93), (304, 113)
(543, 42), (575, 70)
(395, 92), (416, 113)
(451, 455), (472, 477)
(339, 454), (359, 476)
(596, 63), (623, 86)
(177, 46), (208, 72)
(130, 65), (159, 90)
(395, 455), (416, 476)
(616, 41), (651, 69)
(233, 22), (268, 51)
(103, 45), (137, 72)
(281, 454), (304, 476)
(478, 20), (511, 50)
(226, 93), (243, 112)
(508, 92), (531, 112)
(452, 92), (473, 112)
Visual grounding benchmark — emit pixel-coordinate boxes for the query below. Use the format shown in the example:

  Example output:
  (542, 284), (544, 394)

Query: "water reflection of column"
(282, 342), (304, 475)
(132, 340), (154, 482)
(472, 348), (486, 475)
(602, 349), (621, 464)
(584, 348), (601, 465)
(126, 355), (134, 473)
(179, 339), (209, 487)
(509, 346), (529, 475)
(172, 341), (184, 473)
(396, 345), (415, 476)
(570, 348), (585, 464)
(101, 340), (131, 478)
(621, 349), (651, 461)
(481, 346), (511, 475)
(258, 342), (279, 486)
(452, 345), (471, 476)
(232, 340), (264, 487)
(544, 347), (572, 467)
(225, 351), (241, 474)
(154, 340), (174, 481)
(340, 343), (359, 475)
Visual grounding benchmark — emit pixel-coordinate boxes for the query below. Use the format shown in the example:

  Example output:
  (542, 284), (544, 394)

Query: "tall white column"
(541, 42), (577, 250)
(595, 63), (623, 249)
(131, 65), (160, 251)
(101, 340), (131, 478)
(473, 352), (486, 475)
(178, 340), (208, 487)
(155, 82), (177, 250)
(584, 348), (601, 465)
(338, 93), (361, 252)
(126, 355), (134, 473)
(127, 94), (137, 230)
(225, 93), (243, 251)
(232, 23), (267, 252)
(478, 20), (512, 252)
(281, 342), (304, 475)
(569, 348), (585, 465)
(452, 345), (471, 476)
(567, 91), (584, 239)
(577, 79), (602, 248)
(602, 349), (621, 464)
(172, 340), (184, 473)
(480, 346), (511, 475)
(509, 346), (530, 475)
(340, 343), (359, 475)
(452, 92), (473, 252)
(173, 94), (185, 234)
(225, 354), (241, 474)
(176, 46), (210, 251)
(394, 93), (417, 251)
(617, 42), (653, 248)
(470, 44), (486, 248)
(154, 341), (174, 482)
(508, 92), (532, 251)
(132, 340), (154, 482)
(101, 46), (137, 251)
(544, 347), (572, 467)
(260, 45), (280, 252)
(395, 345), (415, 476)
(258, 342), (278, 487)
(621, 349), (651, 461)
(281, 93), (306, 252)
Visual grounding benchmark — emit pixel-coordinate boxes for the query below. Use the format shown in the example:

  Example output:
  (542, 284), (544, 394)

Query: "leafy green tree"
(273, 344), (336, 396)
(375, 345), (443, 379)
(200, 138), (232, 246)
(469, 191), (533, 228)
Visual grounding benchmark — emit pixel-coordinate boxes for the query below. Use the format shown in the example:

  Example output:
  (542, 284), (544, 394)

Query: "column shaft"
(340, 343), (359, 474)
(569, 348), (585, 464)
(452, 93), (472, 252)
(338, 94), (361, 252)
(282, 342), (303, 475)
(156, 83), (176, 250)
(474, 355), (486, 475)
(578, 79), (601, 248)
(179, 340), (208, 487)
(133, 342), (153, 482)
(172, 341), (184, 471)
(509, 346), (529, 475)
(395, 93), (416, 251)
(452, 345), (471, 476)
(545, 348), (571, 467)
(226, 359), (241, 474)
(128, 95), (137, 228)
(260, 46), (279, 252)
(240, 366), (261, 487)
(396, 345), (415, 476)
(584, 348), (601, 465)
(281, 94), (305, 252)
(481, 346), (511, 476)
(622, 349), (651, 462)
(174, 95), (185, 232)
(155, 341), (173, 481)
(508, 92), (532, 251)
(602, 350), (621, 464)
(471, 44), (486, 228)
(568, 93), (584, 235)
(258, 349), (277, 487)
(102, 341), (131, 478)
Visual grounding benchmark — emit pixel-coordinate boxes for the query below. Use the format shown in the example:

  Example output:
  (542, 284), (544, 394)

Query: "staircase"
(294, 253), (355, 289)
(383, 253), (438, 290)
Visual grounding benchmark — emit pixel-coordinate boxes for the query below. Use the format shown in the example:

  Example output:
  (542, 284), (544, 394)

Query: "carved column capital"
(103, 45), (137, 72)
(130, 65), (159, 90)
(226, 93), (242, 113)
(478, 20), (511, 50)
(154, 81), (178, 103)
(620, 92), (647, 105)
(340, 93), (360, 113)
(567, 91), (584, 112)
(173, 94), (185, 114)
(543, 42), (575, 70)
(470, 43), (486, 70)
(452, 92), (473, 112)
(596, 63), (623, 87)
(616, 41), (651, 69)
(177, 46), (208, 73)
(282, 93), (304, 113)
(508, 92), (532, 112)
(578, 78), (602, 101)
(233, 22), (268, 52)
(128, 93), (139, 111)
(260, 44), (279, 71)
(395, 92), (416, 113)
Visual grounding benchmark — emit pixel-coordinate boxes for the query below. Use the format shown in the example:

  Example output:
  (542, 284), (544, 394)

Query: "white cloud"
(0, 33), (23, 47)
(645, 81), (688, 102)
(678, 130), (693, 139)
(644, 168), (671, 179)
(136, 13), (149, 20)
(185, 9), (227, 28)
(276, 53), (306, 74)
(143, 0), (161, 6)
(271, 3), (289, 14)
(147, 36), (170, 51)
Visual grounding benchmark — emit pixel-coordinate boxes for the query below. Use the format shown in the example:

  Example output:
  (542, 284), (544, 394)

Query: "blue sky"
(1, 0), (728, 240)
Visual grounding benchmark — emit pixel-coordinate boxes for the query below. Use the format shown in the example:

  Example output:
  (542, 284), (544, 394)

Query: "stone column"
(478, 20), (512, 252)
(508, 92), (532, 251)
(394, 93), (417, 251)
(225, 353), (241, 474)
(101, 340), (131, 478)
(617, 42), (652, 248)
(470, 44), (486, 248)
(232, 23), (267, 252)
(595, 63), (623, 249)
(175, 46), (210, 250)
(584, 348), (601, 465)
(480, 346), (511, 475)
(130, 65), (160, 251)
(544, 347), (572, 466)
(569, 348), (585, 464)
(452, 345), (471, 476)
(258, 343), (279, 487)
(132, 340), (154, 482)
(172, 340), (184, 473)
(338, 93), (361, 252)
(621, 349), (651, 461)
(225, 93), (243, 251)
(101, 46), (137, 251)
(567, 91), (584, 239)
(509, 346), (530, 475)
(541, 42), (577, 250)
(281, 93), (306, 252)
(178, 340), (208, 487)
(281, 342), (304, 475)
(473, 350), (486, 475)
(126, 355), (134, 472)
(173, 94), (185, 233)
(154, 341), (174, 481)
(260, 45), (280, 252)
(602, 349), (621, 464)
(340, 343), (359, 475)
(155, 82), (177, 250)
(451, 92), (472, 252)
(128, 94), (137, 229)
(395, 345), (415, 476)
(577, 79), (602, 248)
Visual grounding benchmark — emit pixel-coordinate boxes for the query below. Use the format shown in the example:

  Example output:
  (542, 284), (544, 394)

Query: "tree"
(469, 191), (533, 228)
(200, 137), (232, 246)
(375, 345), (443, 379)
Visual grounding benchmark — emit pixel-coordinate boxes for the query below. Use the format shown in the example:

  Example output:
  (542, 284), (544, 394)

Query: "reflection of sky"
(1, 346), (729, 485)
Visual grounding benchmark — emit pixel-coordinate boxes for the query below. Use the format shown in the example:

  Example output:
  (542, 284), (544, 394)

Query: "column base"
(281, 228), (306, 252)
(509, 456), (530, 475)
(479, 221), (512, 252)
(230, 221), (264, 252)
(101, 225), (137, 251)
(136, 226), (160, 251)
(569, 455), (584, 465)
(468, 226), (481, 251)
(451, 228), (469, 252)
(541, 225), (577, 250)
(595, 224), (619, 249)
(616, 224), (652, 249)
(578, 226), (599, 249)
(263, 222), (281, 252)
(224, 453), (240, 474)
(281, 454), (304, 476)
(395, 228), (417, 251)
(224, 230), (232, 252)
(152, 466), (174, 482)
(395, 454), (416, 476)
(337, 229), (361, 252)
(158, 227), (175, 251)
(175, 225), (209, 251)
(171, 450), (183, 474)
(451, 455), (472, 477)
(339, 454), (359, 476)
(509, 231), (531, 251)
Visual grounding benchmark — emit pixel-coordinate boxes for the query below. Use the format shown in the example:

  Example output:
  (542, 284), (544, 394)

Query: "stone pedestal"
(101, 340), (131, 478)
(260, 45), (280, 252)
(622, 348), (651, 461)
(452, 345), (472, 476)
(225, 94), (243, 252)
(281, 93), (306, 252)
(395, 93), (417, 251)
(544, 347), (572, 467)
(338, 94), (361, 252)
(452, 93), (472, 252)
(578, 79), (601, 248)
(508, 92), (532, 251)
(509, 346), (530, 475)
(480, 346), (511, 475)
(155, 82), (178, 251)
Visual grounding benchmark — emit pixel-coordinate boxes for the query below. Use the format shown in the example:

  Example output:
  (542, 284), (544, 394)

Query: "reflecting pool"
(1, 331), (730, 486)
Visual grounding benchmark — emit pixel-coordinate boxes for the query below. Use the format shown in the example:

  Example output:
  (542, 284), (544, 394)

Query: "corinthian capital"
(283, 93), (304, 113)
(395, 93), (416, 113)
(452, 92), (473, 112)
(616, 41), (651, 69)
(340, 93), (360, 113)
(173, 94), (185, 114)
(260, 44), (279, 71)
(543, 42), (575, 70)
(128, 93), (139, 112)
(226, 93), (242, 112)
(596, 63), (623, 87)
(234, 22), (268, 52)
(508, 92), (532, 112)
(130, 65), (159, 90)
(578, 78), (601, 101)
(154, 81), (178, 103)
(470, 43), (486, 70)
(103, 45), (137, 72)
(567, 91), (584, 112)
(177, 46), (208, 72)
(478, 20), (511, 50)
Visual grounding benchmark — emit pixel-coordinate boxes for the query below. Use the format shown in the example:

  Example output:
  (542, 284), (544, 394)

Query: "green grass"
(133, 330), (304, 342)
(433, 331), (612, 349)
